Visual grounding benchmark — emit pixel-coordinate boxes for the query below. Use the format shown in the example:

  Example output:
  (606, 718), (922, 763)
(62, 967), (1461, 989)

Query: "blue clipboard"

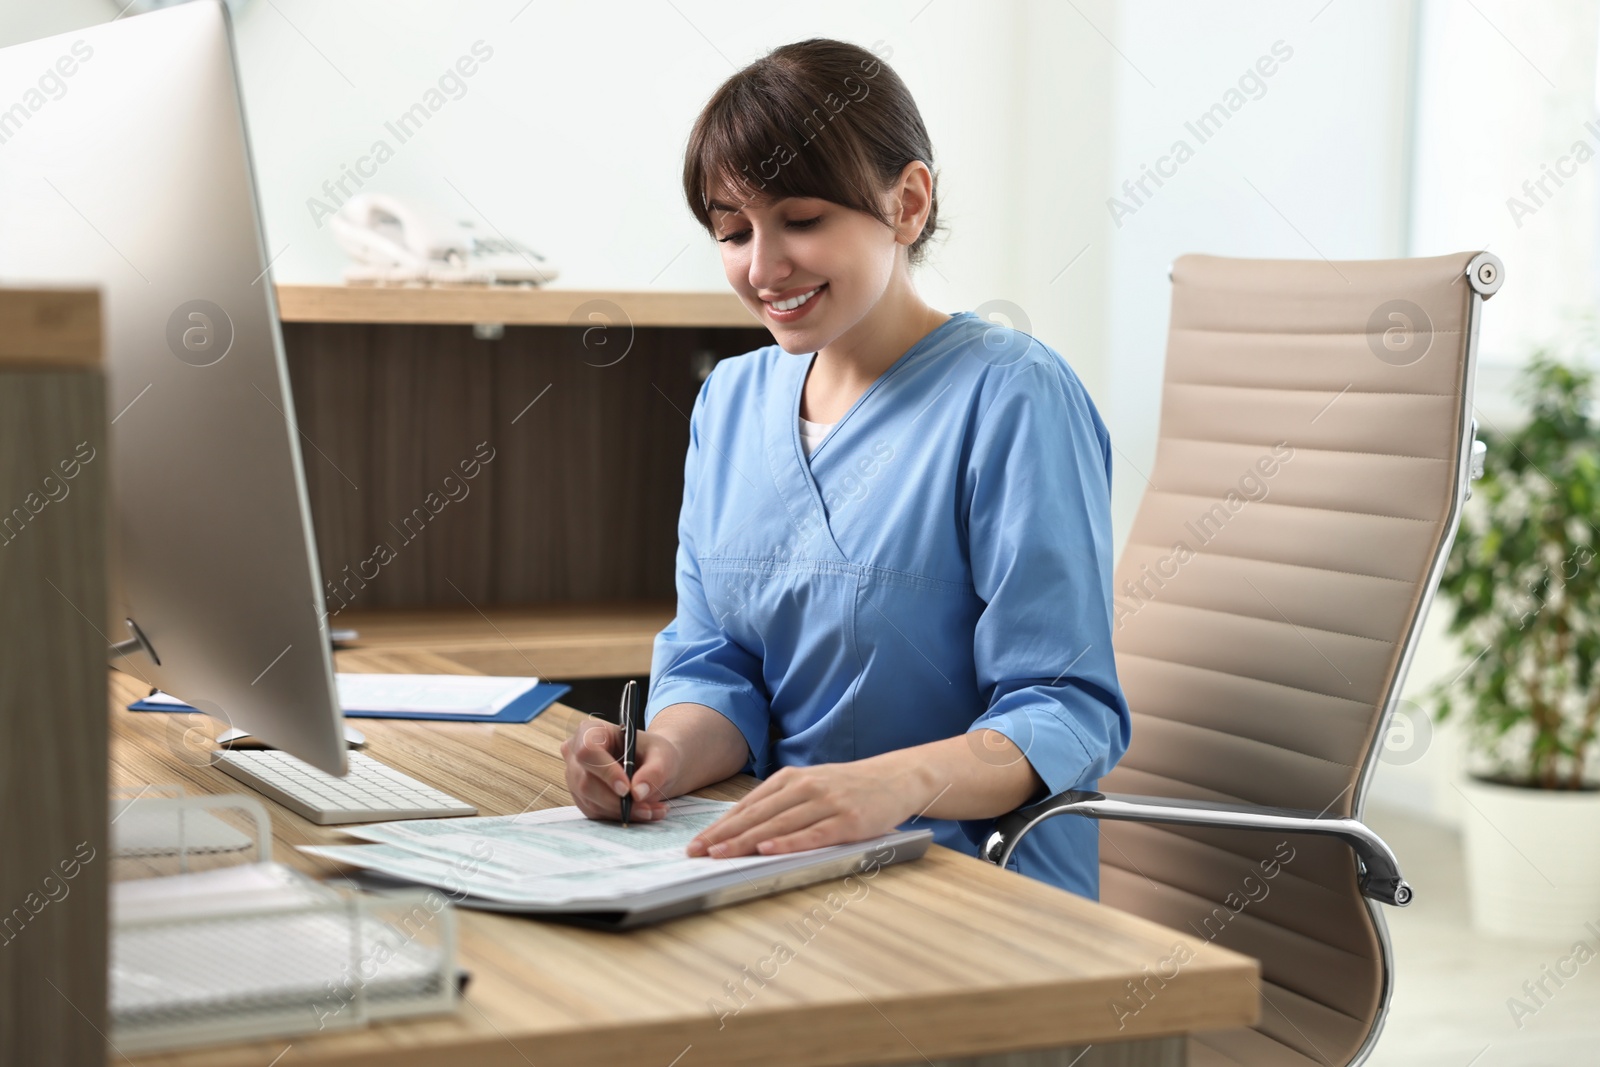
(126, 681), (571, 724)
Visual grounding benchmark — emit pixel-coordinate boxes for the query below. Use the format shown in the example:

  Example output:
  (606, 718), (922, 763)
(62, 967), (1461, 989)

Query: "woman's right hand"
(560, 717), (682, 822)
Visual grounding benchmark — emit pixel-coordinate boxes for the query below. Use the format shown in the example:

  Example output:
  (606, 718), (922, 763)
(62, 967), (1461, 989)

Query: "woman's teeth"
(771, 286), (822, 312)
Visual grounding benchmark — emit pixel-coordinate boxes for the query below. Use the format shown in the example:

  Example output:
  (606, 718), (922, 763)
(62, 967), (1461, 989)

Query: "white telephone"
(329, 194), (559, 286)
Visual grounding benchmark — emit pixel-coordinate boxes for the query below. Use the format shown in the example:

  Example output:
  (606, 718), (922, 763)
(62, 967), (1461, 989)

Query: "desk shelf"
(275, 285), (757, 329)
(333, 602), (674, 680)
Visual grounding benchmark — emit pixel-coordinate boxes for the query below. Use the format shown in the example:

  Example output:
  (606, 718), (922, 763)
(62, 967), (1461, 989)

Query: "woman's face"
(709, 192), (901, 355)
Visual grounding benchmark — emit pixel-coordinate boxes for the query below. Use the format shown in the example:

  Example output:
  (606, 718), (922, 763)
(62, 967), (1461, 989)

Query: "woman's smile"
(761, 283), (827, 323)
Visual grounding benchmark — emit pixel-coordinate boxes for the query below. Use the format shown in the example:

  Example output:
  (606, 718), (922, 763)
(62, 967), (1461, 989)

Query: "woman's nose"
(745, 229), (790, 291)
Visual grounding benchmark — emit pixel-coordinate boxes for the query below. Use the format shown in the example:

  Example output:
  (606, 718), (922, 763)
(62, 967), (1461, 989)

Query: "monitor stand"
(110, 617), (365, 748)
(218, 725), (367, 748)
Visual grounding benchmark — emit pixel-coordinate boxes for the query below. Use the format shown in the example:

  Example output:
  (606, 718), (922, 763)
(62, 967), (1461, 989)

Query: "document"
(300, 797), (823, 906)
(333, 673), (539, 715)
(141, 672), (540, 716)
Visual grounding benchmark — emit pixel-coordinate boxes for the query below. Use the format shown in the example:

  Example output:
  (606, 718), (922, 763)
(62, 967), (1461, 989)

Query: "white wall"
(227, 0), (954, 291)
(1410, 0), (1600, 369)
(1101, 0), (1417, 541)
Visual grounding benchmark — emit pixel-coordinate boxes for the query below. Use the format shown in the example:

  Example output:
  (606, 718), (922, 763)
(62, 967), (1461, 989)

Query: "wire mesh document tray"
(108, 790), (459, 1053)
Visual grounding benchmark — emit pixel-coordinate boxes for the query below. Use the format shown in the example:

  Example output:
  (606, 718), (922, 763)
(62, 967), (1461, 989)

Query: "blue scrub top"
(645, 311), (1130, 899)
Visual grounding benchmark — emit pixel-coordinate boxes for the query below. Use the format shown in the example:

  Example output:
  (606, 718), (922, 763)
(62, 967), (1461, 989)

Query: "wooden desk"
(111, 652), (1258, 1067)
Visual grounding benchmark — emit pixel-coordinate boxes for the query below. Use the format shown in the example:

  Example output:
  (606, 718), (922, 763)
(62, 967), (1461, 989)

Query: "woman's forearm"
(646, 702), (752, 795)
(648, 707), (1042, 820)
(867, 730), (1045, 822)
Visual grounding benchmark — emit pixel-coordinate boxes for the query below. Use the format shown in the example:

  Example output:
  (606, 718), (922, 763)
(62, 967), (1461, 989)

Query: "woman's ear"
(889, 160), (934, 249)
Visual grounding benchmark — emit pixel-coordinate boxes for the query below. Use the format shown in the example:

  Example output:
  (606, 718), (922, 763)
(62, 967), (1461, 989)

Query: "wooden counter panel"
(282, 322), (769, 610)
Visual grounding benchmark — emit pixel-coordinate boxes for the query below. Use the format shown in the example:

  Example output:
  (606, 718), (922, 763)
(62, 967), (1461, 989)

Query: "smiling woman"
(680, 39), (949, 407)
(558, 38), (1130, 901)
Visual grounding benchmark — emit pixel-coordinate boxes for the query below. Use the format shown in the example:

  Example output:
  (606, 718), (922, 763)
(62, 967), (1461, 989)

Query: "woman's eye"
(715, 216), (819, 244)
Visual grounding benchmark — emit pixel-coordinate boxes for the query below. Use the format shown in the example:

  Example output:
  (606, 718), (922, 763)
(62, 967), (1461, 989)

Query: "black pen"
(619, 679), (639, 827)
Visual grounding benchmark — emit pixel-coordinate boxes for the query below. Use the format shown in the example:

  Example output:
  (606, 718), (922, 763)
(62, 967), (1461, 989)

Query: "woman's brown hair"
(683, 38), (940, 265)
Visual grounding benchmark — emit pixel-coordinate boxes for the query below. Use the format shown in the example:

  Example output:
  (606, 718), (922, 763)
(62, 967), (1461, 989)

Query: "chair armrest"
(981, 790), (1413, 907)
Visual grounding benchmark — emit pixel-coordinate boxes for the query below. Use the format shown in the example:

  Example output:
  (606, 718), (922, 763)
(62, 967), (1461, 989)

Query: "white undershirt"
(799, 415), (836, 458)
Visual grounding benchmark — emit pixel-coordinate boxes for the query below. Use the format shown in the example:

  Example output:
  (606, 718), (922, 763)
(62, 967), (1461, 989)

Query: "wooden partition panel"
(282, 322), (772, 612)
(0, 289), (108, 1066)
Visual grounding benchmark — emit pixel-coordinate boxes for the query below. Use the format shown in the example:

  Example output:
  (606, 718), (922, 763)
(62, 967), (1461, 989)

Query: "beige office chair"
(986, 251), (1502, 1066)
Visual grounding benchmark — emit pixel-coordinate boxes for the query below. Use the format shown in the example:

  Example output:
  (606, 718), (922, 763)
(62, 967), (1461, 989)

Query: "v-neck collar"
(792, 311), (970, 467)
(759, 313), (969, 563)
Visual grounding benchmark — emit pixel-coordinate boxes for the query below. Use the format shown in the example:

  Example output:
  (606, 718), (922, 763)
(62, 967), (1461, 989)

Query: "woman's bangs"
(689, 82), (876, 223)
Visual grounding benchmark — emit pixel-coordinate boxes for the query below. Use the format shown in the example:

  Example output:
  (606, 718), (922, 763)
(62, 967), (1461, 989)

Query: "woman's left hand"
(687, 760), (920, 858)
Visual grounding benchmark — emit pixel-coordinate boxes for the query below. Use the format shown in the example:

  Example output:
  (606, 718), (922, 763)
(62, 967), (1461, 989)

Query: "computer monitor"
(0, 1), (347, 774)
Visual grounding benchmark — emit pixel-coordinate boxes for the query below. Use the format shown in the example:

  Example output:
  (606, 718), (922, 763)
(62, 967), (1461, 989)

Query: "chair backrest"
(1100, 251), (1497, 1066)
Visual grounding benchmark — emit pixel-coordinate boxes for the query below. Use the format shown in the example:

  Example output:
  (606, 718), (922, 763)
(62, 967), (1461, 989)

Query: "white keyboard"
(214, 750), (477, 825)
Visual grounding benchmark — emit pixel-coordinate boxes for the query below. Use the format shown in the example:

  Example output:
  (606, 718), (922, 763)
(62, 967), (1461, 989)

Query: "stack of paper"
(301, 797), (825, 907)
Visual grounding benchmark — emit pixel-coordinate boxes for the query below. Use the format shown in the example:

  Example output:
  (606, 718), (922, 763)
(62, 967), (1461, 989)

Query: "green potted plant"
(1433, 345), (1600, 939)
